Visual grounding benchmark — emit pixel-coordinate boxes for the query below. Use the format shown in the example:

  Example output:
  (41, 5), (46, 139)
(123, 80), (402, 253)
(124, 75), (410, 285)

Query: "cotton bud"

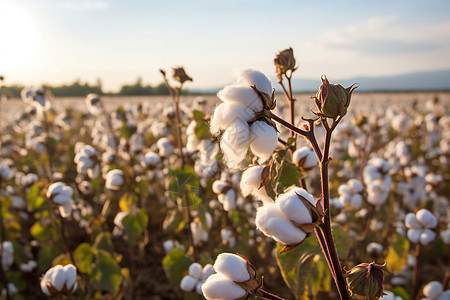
(274, 47), (297, 80)
(345, 262), (389, 299)
(314, 76), (357, 118)
(292, 146), (318, 171)
(1, 241), (14, 271)
(105, 169), (124, 191)
(46, 182), (74, 218)
(172, 67), (193, 84)
(40, 264), (78, 296)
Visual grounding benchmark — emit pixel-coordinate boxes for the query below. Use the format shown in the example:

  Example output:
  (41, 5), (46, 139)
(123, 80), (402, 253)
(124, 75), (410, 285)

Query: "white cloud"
(62, 1), (109, 10)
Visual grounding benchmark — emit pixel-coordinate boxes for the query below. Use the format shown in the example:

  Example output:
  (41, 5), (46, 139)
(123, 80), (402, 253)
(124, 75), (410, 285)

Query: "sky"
(1, 0), (450, 92)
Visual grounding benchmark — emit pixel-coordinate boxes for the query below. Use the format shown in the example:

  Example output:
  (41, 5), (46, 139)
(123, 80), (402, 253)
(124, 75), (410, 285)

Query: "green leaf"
(93, 232), (113, 253)
(162, 248), (193, 284)
(192, 110), (210, 140)
(122, 210), (148, 243)
(119, 192), (136, 212)
(91, 250), (123, 295)
(386, 233), (409, 273)
(168, 166), (200, 199)
(74, 243), (94, 274)
(27, 184), (46, 209)
(275, 160), (303, 194)
(275, 234), (331, 299)
(30, 222), (48, 241)
(331, 223), (352, 259)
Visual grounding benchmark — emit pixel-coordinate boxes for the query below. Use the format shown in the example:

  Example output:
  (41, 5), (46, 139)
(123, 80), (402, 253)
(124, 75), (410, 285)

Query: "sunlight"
(0, 2), (41, 68)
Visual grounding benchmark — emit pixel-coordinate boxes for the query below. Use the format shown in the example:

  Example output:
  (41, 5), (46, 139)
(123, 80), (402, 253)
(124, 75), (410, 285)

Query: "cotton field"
(0, 64), (449, 300)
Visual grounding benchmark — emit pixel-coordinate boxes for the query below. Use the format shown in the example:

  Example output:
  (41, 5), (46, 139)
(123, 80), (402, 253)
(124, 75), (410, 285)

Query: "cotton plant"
(180, 262), (215, 296)
(74, 142), (100, 179)
(210, 69), (279, 169)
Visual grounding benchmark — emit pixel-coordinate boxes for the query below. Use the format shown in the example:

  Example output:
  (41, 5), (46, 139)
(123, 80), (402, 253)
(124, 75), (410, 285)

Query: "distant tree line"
(0, 77), (189, 99)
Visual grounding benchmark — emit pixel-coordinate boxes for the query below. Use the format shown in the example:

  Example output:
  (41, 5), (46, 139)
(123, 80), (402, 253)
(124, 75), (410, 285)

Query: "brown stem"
(259, 289), (287, 300)
(278, 77), (296, 139)
(173, 90), (186, 170)
(43, 111), (54, 182)
(57, 211), (76, 266)
(412, 243), (421, 299)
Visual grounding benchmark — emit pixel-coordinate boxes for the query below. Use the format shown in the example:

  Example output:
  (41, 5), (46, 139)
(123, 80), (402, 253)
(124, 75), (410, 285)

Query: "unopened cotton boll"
(249, 121), (278, 163)
(105, 169), (124, 191)
(40, 264), (78, 296)
(202, 273), (247, 300)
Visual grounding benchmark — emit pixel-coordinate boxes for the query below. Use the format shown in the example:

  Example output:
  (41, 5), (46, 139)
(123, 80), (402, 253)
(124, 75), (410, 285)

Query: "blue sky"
(1, 0), (449, 91)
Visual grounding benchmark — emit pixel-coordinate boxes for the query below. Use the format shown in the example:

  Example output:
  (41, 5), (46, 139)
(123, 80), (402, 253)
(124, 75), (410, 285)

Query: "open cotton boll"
(202, 273), (247, 300)
(213, 253), (250, 282)
(265, 217), (307, 245)
(423, 281), (444, 299)
(238, 69), (273, 96)
(405, 213), (421, 229)
(292, 147), (318, 169)
(348, 179), (364, 193)
(210, 103), (228, 136)
(420, 229), (436, 245)
(219, 189), (236, 211)
(59, 201), (73, 218)
(195, 282), (203, 296)
(407, 229), (422, 244)
(180, 275), (198, 291)
(202, 264), (215, 281)
(189, 263), (203, 280)
(221, 123), (251, 169)
(222, 103), (256, 123)
(212, 180), (230, 194)
(255, 203), (286, 231)
(217, 85), (263, 113)
(416, 209), (438, 228)
(240, 165), (263, 194)
(249, 121), (278, 163)
(276, 187), (315, 225)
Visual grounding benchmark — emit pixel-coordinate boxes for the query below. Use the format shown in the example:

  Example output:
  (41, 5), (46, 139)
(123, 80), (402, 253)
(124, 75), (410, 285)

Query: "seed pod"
(314, 76), (357, 118)
(274, 47), (297, 80)
(345, 262), (389, 299)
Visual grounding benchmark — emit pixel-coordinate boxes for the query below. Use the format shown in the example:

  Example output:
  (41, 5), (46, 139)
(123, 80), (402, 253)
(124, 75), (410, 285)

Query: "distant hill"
(192, 69), (450, 94)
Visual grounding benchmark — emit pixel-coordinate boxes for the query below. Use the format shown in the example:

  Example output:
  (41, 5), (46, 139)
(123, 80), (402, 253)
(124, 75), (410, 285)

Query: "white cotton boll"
(63, 264), (77, 291)
(202, 273), (247, 300)
(366, 242), (383, 256)
(1, 241), (13, 271)
(441, 228), (450, 244)
(189, 263), (203, 280)
(238, 69), (273, 96)
(50, 265), (67, 291)
(47, 182), (66, 197)
(363, 166), (382, 183)
(201, 264), (215, 281)
(423, 281), (444, 299)
(266, 217), (307, 245)
(407, 229), (422, 244)
(114, 211), (129, 230)
(11, 195), (26, 210)
(212, 180), (230, 194)
(338, 184), (352, 196)
(348, 179), (364, 193)
(222, 103), (256, 123)
(249, 121), (278, 163)
(367, 190), (388, 206)
(240, 165), (263, 194)
(163, 240), (174, 254)
(180, 275), (198, 291)
(141, 152), (160, 169)
(276, 187), (314, 225)
(217, 85), (263, 112)
(221, 122), (251, 169)
(195, 281), (203, 296)
(416, 209), (438, 229)
(292, 147), (318, 169)
(210, 103), (228, 136)
(213, 253), (250, 282)
(255, 203), (286, 230)
(350, 194), (363, 210)
(1, 283), (17, 298)
(106, 169), (124, 190)
(420, 229), (436, 245)
(219, 189), (236, 212)
(405, 213), (421, 229)
(59, 201), (73, 218)
(437, 291), (450, 300)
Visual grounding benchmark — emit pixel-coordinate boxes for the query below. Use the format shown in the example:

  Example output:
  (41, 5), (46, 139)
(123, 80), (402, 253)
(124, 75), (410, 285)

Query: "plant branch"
(259, 289), (287, 300)
(412, 243), (421, 299)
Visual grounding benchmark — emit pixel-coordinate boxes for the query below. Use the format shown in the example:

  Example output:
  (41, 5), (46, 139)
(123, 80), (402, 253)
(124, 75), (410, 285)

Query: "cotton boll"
(405, 213), (421, 229)
(189, 263), (203, 280)
(366, 242), (383, 256)
(59, 202), (73, 218)
(437, 291), (450, 300)
(217, 85), (263, 113)
(210, 103), (228, 136)
(201, 264), (215, 281)
(219, 189), (236, 212)
(423, 281), (444, 299)
(202, 273), (247, 300)
(221, 122), (251, 169)
(212, 180), (230, 194)
(292, 147), (318, 169)
(222, 103), (256, 123)
(367, 190), (388, 206)
(348, 179), (364, 193)
(249, 121), (278, 163)
(419, 229), (436, 245)
(276, 187), (314, 225)
(180, 275), (198, 292)
(238, 69), (273, 96)
(195, 281), (203, 296)
(416, 209), (438, 229)
(350, 194), (363, 210)
(407, 229), (422, 244)
(255, 203), (286, 231)
(213, 253), (250, 282)
(240, 165), (273, 203)
(265, 217), (307, 245)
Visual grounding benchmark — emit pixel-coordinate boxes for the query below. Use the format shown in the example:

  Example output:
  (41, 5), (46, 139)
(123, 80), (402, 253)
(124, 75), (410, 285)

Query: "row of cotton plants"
(0, 49), (449, 300)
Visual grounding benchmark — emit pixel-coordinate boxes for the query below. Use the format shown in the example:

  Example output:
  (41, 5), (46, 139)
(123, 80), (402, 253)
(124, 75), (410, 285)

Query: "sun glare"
(0, 2), (41, 69)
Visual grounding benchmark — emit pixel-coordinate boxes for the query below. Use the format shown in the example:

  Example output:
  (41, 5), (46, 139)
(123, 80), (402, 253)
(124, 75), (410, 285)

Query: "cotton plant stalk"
(160, 67), (199, 260)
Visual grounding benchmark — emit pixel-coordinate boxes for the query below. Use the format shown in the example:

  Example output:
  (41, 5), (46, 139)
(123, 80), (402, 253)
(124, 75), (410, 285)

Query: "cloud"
(309, 16), (450, 56)
(62, 1), (109, 10)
